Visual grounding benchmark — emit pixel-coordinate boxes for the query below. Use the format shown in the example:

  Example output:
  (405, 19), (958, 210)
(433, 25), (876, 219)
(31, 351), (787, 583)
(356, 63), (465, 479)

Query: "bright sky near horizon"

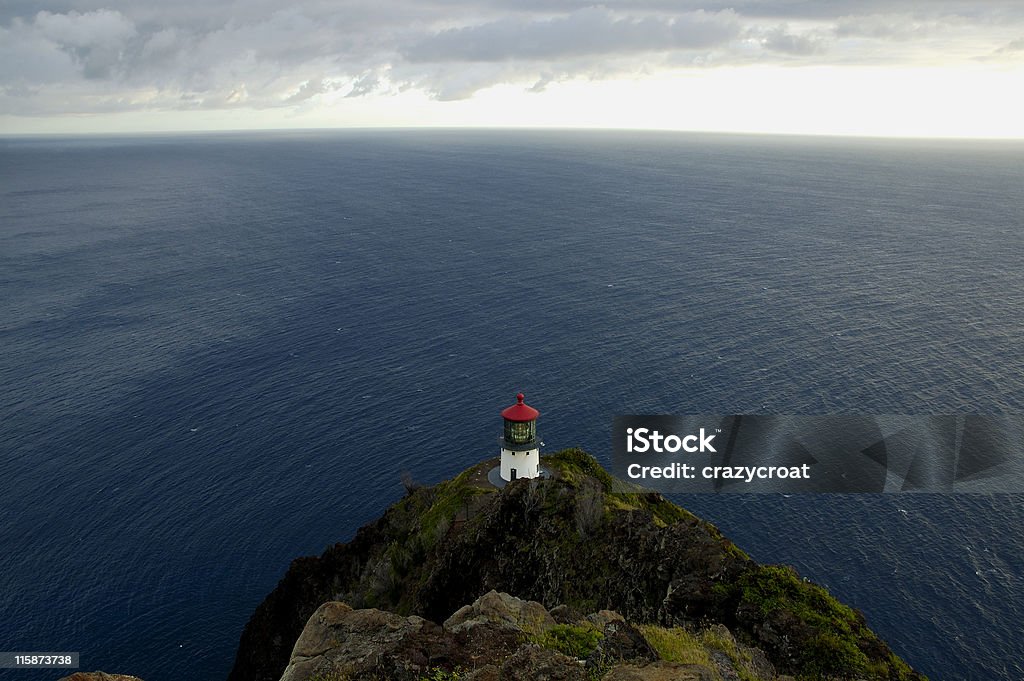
(2, 1), (1023, 138)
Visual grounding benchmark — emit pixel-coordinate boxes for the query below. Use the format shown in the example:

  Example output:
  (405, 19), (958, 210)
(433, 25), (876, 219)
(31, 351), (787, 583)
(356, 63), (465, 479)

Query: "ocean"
(1, 129), (1022, 680)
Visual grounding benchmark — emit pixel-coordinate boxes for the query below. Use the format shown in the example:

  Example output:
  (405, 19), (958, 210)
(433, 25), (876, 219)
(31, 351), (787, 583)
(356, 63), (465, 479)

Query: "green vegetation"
(700, 626), (761, 681)
(637, 624), (714, 667)
(525, 451), (914, 679)
(361, 462), (498, 609)
(738, 565), (855, 623)
(731, 564), (921, 680)
(545, 448), (617, 490)
(545, 448), (701, 528)
(530, 622), (604, 659)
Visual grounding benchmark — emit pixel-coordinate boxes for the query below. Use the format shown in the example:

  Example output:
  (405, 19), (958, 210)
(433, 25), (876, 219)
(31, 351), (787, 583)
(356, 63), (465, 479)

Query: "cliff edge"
(228, 450), (924, 681)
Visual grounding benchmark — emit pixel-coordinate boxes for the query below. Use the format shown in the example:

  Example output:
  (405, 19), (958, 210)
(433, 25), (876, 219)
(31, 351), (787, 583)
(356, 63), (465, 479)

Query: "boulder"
(279, 601), (429, 681)
(444, 590), (555, 635)
(588, 618), (657, 665)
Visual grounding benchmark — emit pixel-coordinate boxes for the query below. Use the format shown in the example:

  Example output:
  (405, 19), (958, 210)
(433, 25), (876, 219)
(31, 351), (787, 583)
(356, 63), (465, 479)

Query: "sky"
(1, 1), (1023, 137)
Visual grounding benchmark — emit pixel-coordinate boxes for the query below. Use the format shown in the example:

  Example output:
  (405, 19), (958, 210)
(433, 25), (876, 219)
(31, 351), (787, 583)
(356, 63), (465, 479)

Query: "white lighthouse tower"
(500, 393), (541, 481)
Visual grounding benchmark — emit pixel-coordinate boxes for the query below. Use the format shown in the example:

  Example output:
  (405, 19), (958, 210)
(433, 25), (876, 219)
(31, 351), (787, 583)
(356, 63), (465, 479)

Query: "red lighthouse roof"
(501, 393), (539, 422)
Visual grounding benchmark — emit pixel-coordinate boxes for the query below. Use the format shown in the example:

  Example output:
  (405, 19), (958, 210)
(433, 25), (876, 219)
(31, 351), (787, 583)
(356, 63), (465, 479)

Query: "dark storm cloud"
(1, 0), (1021, 116)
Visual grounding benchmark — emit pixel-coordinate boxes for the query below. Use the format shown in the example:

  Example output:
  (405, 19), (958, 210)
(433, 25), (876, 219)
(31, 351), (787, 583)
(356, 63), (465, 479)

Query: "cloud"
(345, 73), (382, 98)
(527, 72), (557, 93)
(2, 1), (1023, 118)
(836, 14), (930, 40)
(34, 9), (137, 78)
(34, 9), (135, 47)
(832, 12), (980, 43)
(757, 25), (828, 55)
(403, 8), (741, 62)
(285, 78), (339, 103)
(996, 37), (1024, 52)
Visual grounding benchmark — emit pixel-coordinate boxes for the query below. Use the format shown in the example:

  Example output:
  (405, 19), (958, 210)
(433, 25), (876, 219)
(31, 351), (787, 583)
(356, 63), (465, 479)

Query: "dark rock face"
(590, 618), (658, 666)
(228, 452), (926, 681)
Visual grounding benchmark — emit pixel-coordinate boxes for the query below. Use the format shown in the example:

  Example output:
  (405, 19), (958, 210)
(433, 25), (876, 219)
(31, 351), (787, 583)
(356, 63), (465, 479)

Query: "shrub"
(532, 623), (604, 659)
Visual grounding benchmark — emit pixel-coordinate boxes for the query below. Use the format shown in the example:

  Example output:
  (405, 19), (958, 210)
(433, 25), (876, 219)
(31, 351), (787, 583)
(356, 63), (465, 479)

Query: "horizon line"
(3, 124), (1024, 143)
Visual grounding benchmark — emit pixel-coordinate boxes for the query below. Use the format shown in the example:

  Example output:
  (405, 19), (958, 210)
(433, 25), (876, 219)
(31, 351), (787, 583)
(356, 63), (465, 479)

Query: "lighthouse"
(500, 393), (541, 481)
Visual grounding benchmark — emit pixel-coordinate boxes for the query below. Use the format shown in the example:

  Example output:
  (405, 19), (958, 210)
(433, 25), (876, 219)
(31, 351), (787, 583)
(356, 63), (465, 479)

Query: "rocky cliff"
(278, 589), (785, 681)
(228, 450), (925, 681)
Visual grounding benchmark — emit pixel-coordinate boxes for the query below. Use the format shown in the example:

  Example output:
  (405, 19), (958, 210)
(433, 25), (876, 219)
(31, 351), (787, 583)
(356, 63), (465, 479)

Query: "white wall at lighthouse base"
(500, 448), (540, 481)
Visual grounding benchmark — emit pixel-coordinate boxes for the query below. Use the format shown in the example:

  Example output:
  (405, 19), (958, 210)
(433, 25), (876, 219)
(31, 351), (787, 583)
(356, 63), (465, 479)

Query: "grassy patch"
(545, 449), (617, 491)
(604, 495), (641, 513)
(531, 622), (604, 659)
(637, 624), (714, 667)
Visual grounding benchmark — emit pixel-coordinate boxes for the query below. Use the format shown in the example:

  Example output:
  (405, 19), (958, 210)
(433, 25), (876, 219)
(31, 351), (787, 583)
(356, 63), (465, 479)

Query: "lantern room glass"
(504, 419), (536, 445)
